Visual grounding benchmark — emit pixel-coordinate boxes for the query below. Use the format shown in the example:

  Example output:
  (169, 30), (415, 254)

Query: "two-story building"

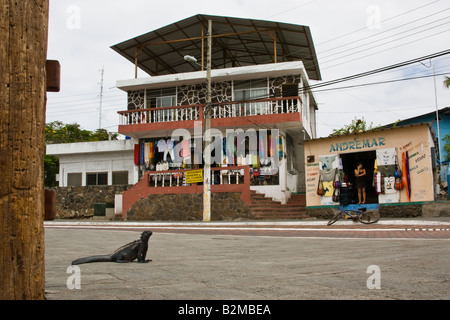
(111, 14), (321, 220)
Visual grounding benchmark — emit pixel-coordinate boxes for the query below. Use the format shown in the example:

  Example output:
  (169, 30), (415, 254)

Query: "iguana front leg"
(138, 244), (151, 263)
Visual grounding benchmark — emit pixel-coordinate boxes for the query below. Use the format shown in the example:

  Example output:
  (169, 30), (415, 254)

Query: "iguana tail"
(71, 255), (112, 265)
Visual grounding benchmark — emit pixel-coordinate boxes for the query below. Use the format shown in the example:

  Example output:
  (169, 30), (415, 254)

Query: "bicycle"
(327, 206), (380, 226)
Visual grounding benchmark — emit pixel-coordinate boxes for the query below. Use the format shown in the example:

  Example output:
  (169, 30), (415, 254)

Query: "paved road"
(45, 218), (450, 239)
(44, 219), (450, 301)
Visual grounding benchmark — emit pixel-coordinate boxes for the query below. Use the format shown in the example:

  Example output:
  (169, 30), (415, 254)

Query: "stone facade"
(52, 186), (252, 221)
(126, 75), (302, 110)
(127, 192), (252, 221)
(52, 185), (131, 219)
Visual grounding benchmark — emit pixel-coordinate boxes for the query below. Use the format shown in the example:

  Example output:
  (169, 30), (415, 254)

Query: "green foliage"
(45, 121), (118, 144)
(44, 155), (59, 188)
(444, 76), (450, 89)
(329, 118), (380, 137)
(443, 134), (450, 163)
(44, 121), (118, 187)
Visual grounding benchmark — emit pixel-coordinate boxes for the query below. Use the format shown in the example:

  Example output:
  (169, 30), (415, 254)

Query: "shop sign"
(185, 169), (203, 184)
(329, 137), (385, 153)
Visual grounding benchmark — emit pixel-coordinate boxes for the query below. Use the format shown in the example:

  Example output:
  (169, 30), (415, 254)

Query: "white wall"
(47, 139), (139, 187)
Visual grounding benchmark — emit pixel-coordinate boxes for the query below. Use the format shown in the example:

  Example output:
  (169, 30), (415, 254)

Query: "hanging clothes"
(181, 139), (190, 157)
(134, 144), (140, 166)
(140, 142), (145, 168)
(157, 139), (167, 153)
(144, 142), (151, 167)
(278, 135), (283, 161)
(258, 134), (265, 161)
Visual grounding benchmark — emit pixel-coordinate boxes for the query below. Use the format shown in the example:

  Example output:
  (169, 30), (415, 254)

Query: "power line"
(317, 8), (450, 60)
(278, 0), (442, 63)
(308, 71), (450, 94)
(300, 48), (450, 93)
(321, 27), (450, 70)
(319, 15), (450, 65)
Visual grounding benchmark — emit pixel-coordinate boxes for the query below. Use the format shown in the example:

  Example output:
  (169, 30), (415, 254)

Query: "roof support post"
(201, 25), (205, 71)
(135, 46), (144, 78)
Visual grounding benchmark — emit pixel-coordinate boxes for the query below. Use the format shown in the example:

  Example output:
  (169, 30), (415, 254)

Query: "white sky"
(46, 0), (450, 138)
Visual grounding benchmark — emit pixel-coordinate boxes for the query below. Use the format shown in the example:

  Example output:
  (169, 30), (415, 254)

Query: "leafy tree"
(444, 135), (450, 163)
(329, 118), (380, 137)
(444, 76), (450, 89)
(44, 121), (118, 187)
(45, 121), (118, 144)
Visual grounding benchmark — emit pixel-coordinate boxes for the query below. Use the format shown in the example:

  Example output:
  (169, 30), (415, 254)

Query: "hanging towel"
(141, 142), (145, 167)
(144, 142), (151, 166)
(268, 134), (272, 157)
(149, 141), (154, 162)
(278, 136), (283, 160)
(134, 144), (140, 166)
(258, 134), (264, 159)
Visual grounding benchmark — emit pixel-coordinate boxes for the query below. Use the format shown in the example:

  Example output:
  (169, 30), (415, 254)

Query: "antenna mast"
(99, 67), (104, 129)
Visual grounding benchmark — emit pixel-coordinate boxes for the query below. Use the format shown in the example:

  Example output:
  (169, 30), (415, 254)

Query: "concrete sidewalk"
(45, 218), (450, 300)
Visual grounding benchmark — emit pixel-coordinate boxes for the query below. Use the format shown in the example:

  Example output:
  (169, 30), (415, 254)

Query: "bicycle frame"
(328, 206), (379, 226)
(339, 207), (366, 220)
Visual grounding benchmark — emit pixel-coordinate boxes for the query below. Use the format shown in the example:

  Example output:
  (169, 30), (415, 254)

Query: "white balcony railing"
(148, 168), (245, 188)
(118, 96), (302, 126)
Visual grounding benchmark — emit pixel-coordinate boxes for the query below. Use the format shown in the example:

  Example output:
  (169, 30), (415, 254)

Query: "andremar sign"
(329, 137), (386, 153)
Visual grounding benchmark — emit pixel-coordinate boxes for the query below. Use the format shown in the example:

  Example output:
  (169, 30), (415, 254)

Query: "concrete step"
(249, 191), (307, 220)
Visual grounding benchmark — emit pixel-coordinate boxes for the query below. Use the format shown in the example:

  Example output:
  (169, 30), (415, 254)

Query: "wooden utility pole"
(203, 20), (212, 222)
(0, 0), (49, 300)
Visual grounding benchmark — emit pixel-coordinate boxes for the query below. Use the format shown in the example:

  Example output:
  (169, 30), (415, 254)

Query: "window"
(86, 172), (108, 186)
(147, 88), (177, 121)
(112, 171), (129, 185)
(234, 79), (268, 115)
(67, 173), (82, 187)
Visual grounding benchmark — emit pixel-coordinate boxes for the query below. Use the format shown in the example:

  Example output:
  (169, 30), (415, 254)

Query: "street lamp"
(185, 20), (212, 222)
(184, 55), (203, 67)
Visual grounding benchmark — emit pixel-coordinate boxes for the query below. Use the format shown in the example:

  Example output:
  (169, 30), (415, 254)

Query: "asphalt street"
(44, 218), (450, 301)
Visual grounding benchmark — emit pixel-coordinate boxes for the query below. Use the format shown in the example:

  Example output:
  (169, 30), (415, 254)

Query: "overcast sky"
(46, 0), (450, 138)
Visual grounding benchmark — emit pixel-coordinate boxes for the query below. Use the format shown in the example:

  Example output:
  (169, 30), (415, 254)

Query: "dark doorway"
(340, 151), (378, 204)
(282, 84), (298, 112)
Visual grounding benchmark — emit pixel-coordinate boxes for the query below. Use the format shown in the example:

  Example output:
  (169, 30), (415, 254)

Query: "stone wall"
(52, 185), (131, 219)
(127, 192), (252, 221)
(306, 202), (450, 219)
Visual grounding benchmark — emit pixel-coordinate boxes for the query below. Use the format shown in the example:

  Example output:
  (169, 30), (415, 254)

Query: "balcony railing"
(118, 96), (302, 126)
(148, 167), (246, 188)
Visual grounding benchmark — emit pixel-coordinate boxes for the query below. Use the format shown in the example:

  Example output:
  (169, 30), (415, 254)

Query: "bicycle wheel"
(358, 210), (380, 224)
(327, 210), (344, 226)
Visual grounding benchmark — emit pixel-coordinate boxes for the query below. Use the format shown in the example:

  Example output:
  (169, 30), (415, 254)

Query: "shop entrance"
(340, 150), (378, 204)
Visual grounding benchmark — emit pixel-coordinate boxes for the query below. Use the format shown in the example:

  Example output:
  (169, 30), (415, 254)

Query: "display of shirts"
(319, 155), (336, 170)
(384, 176), (397, 194)
(157, 139), (167, 152)
(319, 169), (335, 182)
(376, 148), (396, 166)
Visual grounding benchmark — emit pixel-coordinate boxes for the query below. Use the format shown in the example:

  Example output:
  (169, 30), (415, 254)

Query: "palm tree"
(444, 76), (450, 89)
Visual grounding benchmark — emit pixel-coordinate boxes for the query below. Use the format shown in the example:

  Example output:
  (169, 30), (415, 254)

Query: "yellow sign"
(185, 169), (203, 184)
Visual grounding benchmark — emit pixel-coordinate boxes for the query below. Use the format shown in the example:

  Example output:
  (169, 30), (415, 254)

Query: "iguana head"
(141, 230), (153, 239)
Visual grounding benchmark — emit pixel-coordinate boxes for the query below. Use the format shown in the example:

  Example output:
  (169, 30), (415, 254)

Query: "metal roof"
(111, 14), (321, 81)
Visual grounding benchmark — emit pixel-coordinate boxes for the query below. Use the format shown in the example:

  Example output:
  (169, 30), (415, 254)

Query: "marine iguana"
(71, 230), (153, 265)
